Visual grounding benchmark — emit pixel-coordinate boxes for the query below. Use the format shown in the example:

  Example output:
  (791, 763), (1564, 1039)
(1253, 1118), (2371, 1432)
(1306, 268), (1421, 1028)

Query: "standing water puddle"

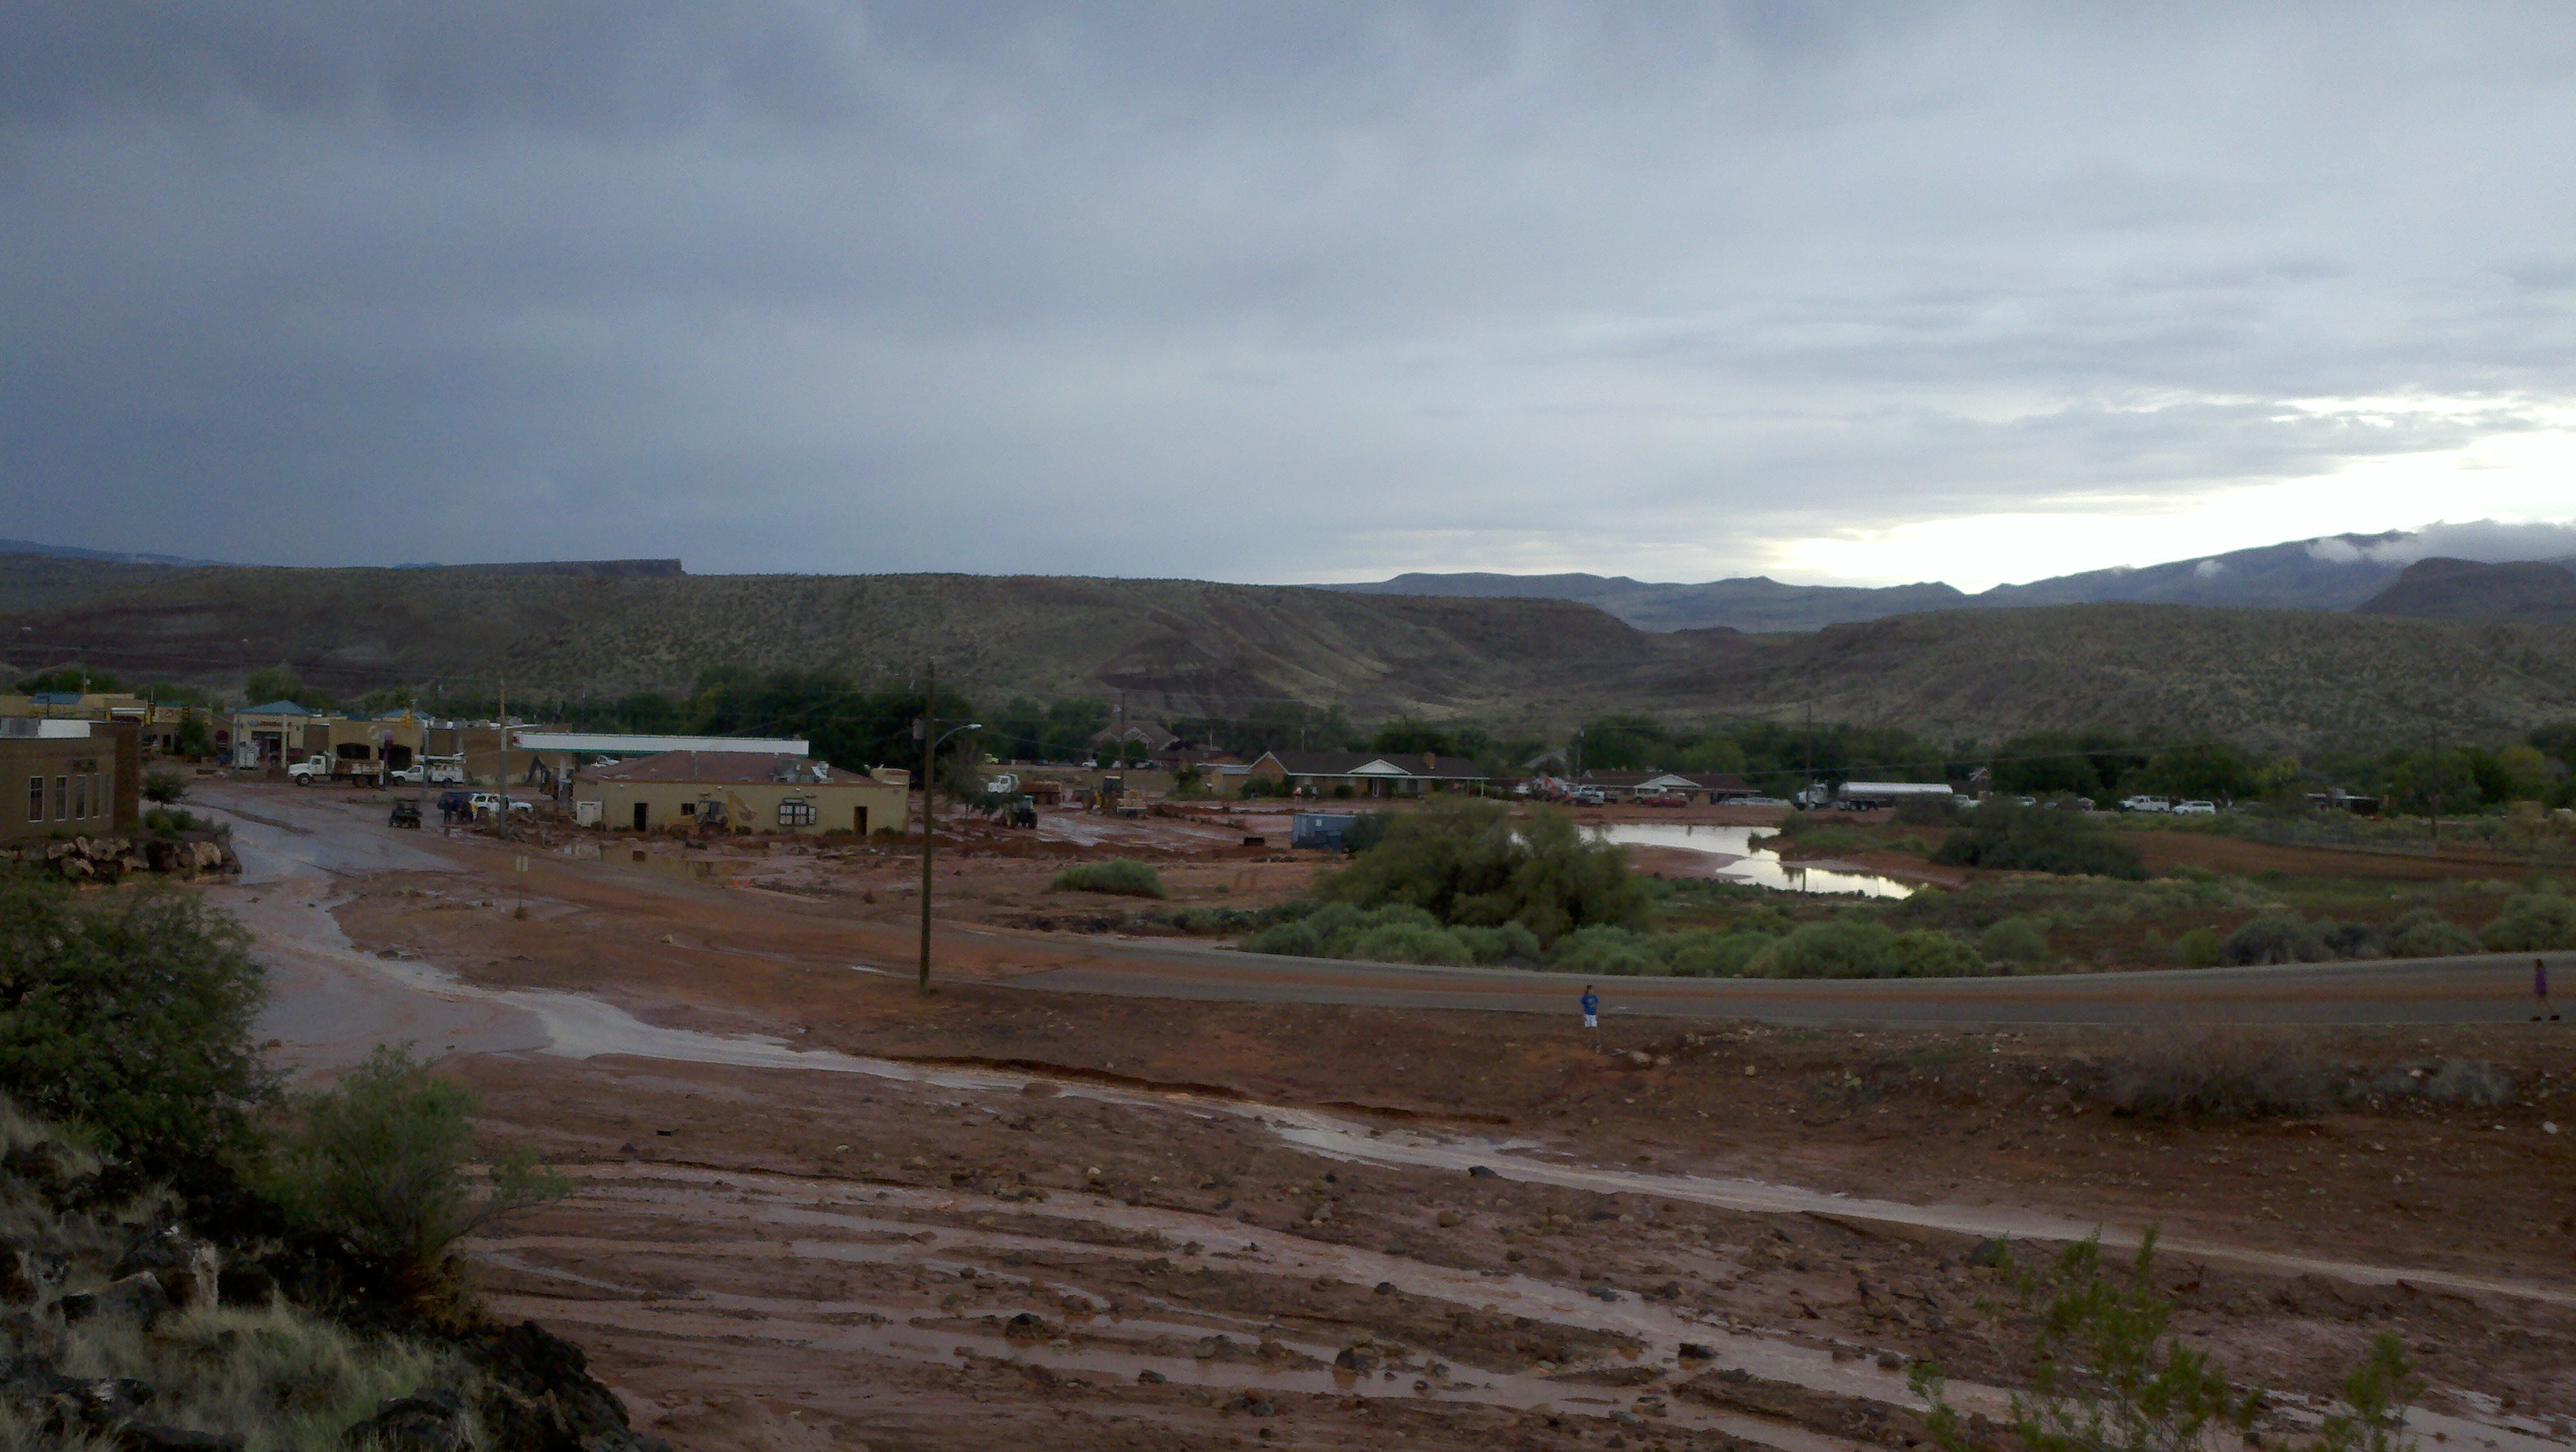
(1588, 825), (1913, 898)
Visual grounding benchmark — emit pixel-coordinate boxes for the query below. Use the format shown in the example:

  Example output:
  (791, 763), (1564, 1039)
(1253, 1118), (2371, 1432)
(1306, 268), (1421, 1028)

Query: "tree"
(1574, 715), (1669, 773)
(1316, 799), (1649, 945)
(242, 664), (332, 711)
(258, 1044), (567, 1297)
(2140, 740), (2258, 802)
(1371, 717), (1455, 755)
(0, 880), (271, 1162)
(14, 664), (124, 695)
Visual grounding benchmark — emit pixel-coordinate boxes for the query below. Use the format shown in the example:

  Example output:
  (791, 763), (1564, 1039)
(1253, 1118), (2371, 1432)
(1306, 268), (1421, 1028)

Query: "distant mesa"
(2353, 556), (2576, 623)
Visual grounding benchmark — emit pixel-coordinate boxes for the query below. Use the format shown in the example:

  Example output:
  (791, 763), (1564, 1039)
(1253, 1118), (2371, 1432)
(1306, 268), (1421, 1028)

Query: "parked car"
(468, 792), (534, 819)
(1572, 788), (1607, 806)
(2119, 795), (2174, 814)
(1640, 792), (1688, 807)
(2174, 799), (2218, 815)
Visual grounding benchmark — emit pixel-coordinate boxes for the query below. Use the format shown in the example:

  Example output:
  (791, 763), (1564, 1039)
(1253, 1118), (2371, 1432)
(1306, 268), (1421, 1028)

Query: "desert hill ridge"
(6, 554), (2576, 750)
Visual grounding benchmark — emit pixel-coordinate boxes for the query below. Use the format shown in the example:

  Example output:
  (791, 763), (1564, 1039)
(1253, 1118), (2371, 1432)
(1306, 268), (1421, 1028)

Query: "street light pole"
(913, 661), (983, 994)
(919, 661), (937, 994)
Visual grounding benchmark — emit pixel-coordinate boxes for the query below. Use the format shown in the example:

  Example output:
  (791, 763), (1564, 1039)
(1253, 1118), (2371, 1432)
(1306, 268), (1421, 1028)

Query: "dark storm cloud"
(3, 3), (2573, 581)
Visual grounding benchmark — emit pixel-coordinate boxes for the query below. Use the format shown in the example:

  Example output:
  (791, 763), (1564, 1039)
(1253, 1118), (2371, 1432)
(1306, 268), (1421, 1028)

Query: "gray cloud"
(4, 3), (2574, 582)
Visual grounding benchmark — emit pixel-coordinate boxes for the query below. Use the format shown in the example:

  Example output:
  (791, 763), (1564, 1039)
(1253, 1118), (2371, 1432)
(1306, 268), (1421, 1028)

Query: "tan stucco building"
(2, 721), (140, 844)
(571, 752), (909, 836)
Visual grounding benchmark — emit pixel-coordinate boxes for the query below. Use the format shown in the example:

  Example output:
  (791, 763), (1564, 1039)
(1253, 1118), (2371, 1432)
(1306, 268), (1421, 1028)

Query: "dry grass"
(2085, 1028), (2335, 1121)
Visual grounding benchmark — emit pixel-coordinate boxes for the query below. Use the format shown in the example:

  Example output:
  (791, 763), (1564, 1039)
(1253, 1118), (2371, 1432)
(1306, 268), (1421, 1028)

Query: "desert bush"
(1888, 930), (1983, 978)
(140, 768), (188, 805)
(2479, 889), (2576, 952)
(2173, 926), (2223, 968)
(1316, 799), (1649, 945)
(1451, 922), (1543, 965)
(1170, 906), (1256, 934)
(2320, 919), (2387, 960)
(1341, 921), (1475, 967)
(1050, 859), (1168, 898)
(1759, 919), (1900, 979)
(1548, 925), (1664, 976)
(258, 1045), (567, 1297)
(2420, 1059), (2515, 1106)
(1892, 795), (1965, 829)
(1661, 929), (1776, 979)
(2385, 909), (2478, 958)
(2089, 1029), (2332, 1120)
(1915, 1232), (2420, 1452)
(1978, 915), (2051, 966)
(1237, 919), (1322, 956)
(0, 879), (271, 1162)
(1934, 801), (2146, 879)
(2222, 911), (2332, 966)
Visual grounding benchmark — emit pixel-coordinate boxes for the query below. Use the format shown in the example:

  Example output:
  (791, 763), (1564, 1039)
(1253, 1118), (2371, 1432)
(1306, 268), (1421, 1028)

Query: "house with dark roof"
(571, 750), (910, 836)
(1244, 750), (1491, 799)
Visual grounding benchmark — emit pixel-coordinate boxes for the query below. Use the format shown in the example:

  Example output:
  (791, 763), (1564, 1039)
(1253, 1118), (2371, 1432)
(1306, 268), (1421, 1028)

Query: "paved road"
(201, 783), (2569, 1029)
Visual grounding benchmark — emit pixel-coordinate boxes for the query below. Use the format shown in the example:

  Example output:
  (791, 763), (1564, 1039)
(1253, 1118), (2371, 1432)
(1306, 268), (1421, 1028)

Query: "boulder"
(344, 1388), (469, 1452)
(122, 1426), (245, 1452)
(114, 1227), (221, 1311)
(58, 1273), (167, 1328)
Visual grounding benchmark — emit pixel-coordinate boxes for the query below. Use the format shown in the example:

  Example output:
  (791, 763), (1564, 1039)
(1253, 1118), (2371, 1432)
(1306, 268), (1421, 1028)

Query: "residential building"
(571, 752), (909, 836)
(2, 720), (140, 844)
(1243, 750), (1491, 798)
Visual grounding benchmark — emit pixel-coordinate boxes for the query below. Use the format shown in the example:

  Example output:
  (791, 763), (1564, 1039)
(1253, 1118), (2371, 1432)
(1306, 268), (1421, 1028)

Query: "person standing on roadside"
(1581, 984), (1601, 1046)
(2538, 958), (2561, 1022)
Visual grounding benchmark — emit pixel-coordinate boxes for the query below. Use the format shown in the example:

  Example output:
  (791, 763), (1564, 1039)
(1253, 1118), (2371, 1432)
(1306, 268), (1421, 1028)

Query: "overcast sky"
(6, 3), (2574, 589)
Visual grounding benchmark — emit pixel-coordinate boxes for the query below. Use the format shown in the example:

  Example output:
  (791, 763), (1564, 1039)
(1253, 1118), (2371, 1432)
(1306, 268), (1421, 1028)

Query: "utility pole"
(496, 675), (513, 840)
(1804, 703), (1815, 810)
(919, 658), (938, 994)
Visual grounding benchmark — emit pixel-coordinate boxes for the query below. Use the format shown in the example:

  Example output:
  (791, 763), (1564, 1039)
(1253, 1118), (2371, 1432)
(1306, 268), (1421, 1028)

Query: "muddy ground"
(305, 840), (2576, 1452)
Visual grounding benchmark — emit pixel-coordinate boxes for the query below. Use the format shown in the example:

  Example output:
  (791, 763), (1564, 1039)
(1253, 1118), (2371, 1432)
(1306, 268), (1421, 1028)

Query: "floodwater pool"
(1589, 822), (1915, 899)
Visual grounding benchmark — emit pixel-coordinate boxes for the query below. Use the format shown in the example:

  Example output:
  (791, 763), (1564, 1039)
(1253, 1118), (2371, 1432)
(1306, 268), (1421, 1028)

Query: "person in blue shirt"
(1581, 985), (1600, 1036)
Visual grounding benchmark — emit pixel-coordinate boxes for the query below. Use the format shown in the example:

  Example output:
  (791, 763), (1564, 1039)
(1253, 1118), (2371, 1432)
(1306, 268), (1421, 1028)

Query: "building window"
(679, 802), (696, 816)
(777, 799), (817, 827)
(24, 777), (37, 824)
(53, 777), (67, 821)
(72, 775), (86, 820)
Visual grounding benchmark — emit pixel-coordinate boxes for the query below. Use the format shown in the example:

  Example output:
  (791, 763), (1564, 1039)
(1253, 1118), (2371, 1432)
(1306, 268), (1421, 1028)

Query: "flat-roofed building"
(2, 720), (139, 844)
(571, 751), (909, 836)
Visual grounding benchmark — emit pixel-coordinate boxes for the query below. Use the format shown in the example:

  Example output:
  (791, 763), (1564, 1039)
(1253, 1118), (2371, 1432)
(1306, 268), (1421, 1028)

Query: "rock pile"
(0, 835), (236, 881)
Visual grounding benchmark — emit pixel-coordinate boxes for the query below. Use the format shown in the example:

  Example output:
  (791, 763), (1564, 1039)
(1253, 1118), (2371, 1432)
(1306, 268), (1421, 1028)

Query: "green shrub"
(1889, 929), (1983, 978)
(2174, 925), (2223, 968)
(1548, 925), (1663, 976)
(0, 880), (271, 1162)
(1661, 929), (1775, 978)
(1050, 859), (1169, 898)
(1977, 915), (2051, 965)
(140, 768), (188, 805)
(1934, 801), (2147, 879)
(1451, 922), (1543, 964)
(258, 1044), (567, 1296)
(1237, 919), (1322, 956)
(1316, 799), (1649, 945)
(2222, 911), (2331, 966)
(2479, 891), (2576, 952)
(1762, 919), (1901, 979)
(1342, 922), (1475, 966)
(2386, 909), (2479, 958)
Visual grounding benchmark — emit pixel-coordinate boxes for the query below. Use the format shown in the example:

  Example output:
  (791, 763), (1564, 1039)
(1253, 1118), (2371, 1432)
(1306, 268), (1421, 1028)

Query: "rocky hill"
(2353, 556), (2576, 623)
(9, 553), (2576, 748)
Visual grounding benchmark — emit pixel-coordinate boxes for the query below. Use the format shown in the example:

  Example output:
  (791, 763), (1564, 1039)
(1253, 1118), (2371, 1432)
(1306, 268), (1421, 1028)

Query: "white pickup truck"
(388, 758), (467, 785)
(285, 754), (365, 784)
(469, 793), (534, 819)
(2118, 795), (2174, 814)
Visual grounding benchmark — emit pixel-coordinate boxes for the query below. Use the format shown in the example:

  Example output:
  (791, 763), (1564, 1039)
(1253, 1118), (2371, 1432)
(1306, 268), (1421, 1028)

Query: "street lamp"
(918, 718), (983, 994)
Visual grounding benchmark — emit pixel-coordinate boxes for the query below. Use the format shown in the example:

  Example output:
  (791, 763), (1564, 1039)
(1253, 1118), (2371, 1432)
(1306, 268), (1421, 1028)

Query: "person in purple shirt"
(2537, 959), (2560, 1023)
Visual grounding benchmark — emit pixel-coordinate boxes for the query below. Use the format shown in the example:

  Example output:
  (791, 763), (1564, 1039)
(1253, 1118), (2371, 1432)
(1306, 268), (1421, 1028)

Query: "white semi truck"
(1796, 780), (1973, 811)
